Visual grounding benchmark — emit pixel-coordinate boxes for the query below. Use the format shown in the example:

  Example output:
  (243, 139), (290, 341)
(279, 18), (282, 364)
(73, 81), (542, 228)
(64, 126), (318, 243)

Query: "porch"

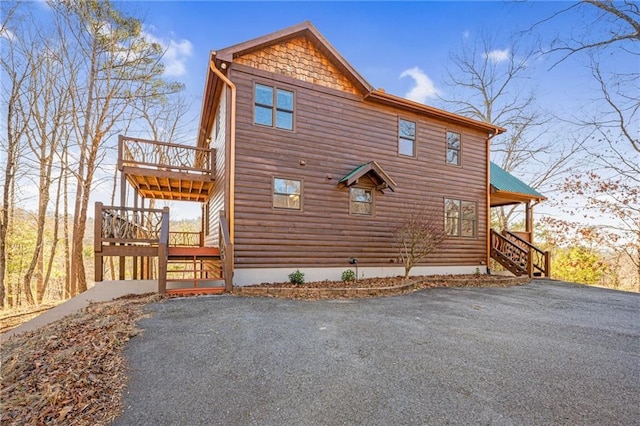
(489, 162), (550, 278)
(94, 136), (233, 294)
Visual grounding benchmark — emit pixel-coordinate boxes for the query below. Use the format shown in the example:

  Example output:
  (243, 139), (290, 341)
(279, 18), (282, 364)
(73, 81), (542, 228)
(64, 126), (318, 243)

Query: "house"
(94, 21), (549, 294)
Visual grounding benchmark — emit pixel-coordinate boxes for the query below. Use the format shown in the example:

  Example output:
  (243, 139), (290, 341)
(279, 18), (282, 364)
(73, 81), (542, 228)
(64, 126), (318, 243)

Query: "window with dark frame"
(398, 119), (416, 157)
(445, 198), (477, 237)
(255, 84), (294, 130)
(350, 187), (373, 215)
(446, 131), (461, 165)
(273, 178), (301, 210)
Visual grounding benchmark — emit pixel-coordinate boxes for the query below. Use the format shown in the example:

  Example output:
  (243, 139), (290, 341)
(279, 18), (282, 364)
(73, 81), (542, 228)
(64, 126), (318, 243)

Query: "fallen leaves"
(1, 293), (161, 425)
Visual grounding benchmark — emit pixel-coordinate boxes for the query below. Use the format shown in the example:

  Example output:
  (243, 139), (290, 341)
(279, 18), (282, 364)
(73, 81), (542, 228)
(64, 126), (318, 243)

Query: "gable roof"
(214, 21), (373, 94)
(339, 161), (396, 193)
(197, 21), (507, 148)
(490, 162), (545, 206)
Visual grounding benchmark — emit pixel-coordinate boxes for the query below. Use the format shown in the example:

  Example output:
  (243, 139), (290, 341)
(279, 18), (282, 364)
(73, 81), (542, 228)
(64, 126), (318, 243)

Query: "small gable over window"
(338, 161), (396, 193)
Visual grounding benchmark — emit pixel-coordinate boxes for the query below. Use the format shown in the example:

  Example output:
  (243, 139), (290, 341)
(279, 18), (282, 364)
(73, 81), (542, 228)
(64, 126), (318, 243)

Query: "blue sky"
(121, 1), (613, 134)
(111, 1), (637, 218)
(10, 1), (636, 220)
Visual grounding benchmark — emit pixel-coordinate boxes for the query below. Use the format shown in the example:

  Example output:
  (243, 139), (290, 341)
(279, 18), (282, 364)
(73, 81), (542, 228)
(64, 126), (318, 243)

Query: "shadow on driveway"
(115, 280), (639, 425)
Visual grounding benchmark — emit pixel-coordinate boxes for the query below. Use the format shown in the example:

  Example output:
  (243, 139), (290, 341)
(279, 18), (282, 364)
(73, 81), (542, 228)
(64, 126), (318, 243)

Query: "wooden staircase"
(166, 246), (225, 295)
(490, 229), (550, 278)
(95, 203), (234, 295)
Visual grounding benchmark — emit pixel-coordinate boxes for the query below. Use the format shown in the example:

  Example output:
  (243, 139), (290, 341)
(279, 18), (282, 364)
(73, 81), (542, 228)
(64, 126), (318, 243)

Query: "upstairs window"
(445, 198), (477, 237)
(273, 178), (301, 210)
(398, 119), (416, 157)
(350, 187), (373, 216)
(446, 131), (461, 165)
(255, 84), (294, 130)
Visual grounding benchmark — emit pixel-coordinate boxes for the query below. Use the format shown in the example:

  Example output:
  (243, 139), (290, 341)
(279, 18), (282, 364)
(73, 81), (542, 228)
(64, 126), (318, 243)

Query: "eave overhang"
(365, 90), (506, 136)
(490, 189), (546, 207)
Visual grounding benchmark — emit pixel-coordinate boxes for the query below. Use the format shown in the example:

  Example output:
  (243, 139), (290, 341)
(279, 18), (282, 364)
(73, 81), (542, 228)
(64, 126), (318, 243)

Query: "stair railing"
(219, 211), (234, 291)
(491, 229), (528, 276)
(501, 230), (550, 278)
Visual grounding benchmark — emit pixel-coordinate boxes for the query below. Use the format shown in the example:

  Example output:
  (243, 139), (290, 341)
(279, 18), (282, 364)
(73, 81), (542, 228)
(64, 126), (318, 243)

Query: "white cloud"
(485, 48), (510, 64)
(142, 30), (193, 77)
(0, 27), (15, 41)
(162, 38), (193, 77)
(462, 30), (470, 39)
(399, 66), (439, 104)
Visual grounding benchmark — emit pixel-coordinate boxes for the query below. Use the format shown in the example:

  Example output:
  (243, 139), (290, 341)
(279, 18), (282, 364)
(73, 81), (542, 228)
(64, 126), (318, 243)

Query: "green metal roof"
(490, 162), (545, 199)
(339, 162), (370, 184)
(338, 161), (396, 192)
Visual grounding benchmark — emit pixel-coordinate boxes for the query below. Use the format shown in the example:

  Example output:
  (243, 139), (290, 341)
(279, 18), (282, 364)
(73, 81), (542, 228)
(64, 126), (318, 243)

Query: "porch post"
(525, 201), (533, 244)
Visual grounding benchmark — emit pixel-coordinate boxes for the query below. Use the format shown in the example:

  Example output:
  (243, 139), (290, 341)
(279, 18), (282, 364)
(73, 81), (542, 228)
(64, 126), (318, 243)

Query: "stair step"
(167, 287), (225, 296)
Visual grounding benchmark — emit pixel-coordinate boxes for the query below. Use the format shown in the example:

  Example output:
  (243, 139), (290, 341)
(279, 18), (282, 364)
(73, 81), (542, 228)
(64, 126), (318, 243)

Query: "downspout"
(486, 128), (500, 273)
(209, 59), (236, 243)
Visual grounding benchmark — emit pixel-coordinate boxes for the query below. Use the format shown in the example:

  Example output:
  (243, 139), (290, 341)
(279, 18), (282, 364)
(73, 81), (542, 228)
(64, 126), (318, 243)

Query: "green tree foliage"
(551, 246), (608, 285)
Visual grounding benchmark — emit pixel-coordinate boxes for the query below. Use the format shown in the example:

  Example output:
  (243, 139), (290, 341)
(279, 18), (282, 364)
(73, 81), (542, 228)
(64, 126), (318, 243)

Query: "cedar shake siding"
(230, 63), (488, 269)
(235, 36), (359, 95)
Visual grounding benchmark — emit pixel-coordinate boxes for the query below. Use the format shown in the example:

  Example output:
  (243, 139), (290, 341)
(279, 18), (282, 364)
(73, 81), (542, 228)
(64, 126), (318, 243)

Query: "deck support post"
(158, 207), (170, 294)
(95, 202), (103, 282)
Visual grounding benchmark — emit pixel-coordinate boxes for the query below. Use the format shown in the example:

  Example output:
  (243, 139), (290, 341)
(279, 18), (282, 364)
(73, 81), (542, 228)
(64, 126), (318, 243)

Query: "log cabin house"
(94, 21), (549, 294)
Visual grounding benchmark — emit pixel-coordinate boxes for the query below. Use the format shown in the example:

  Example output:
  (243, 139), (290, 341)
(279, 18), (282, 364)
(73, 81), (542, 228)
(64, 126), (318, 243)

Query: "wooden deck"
(94, 203), (233, 293)
(118, 135), (216, 202)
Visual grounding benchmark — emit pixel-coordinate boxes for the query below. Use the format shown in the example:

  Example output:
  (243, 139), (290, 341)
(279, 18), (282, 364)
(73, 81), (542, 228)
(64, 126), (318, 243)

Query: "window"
(214, 104), (221, 142)
(254, 84), (294, 130)
(398, 119), (416, 156)
(350, 187), (373, 215)
(445, 198), (477, 237)
(273, 178), (301, 210)
(446, 131), (461, 165)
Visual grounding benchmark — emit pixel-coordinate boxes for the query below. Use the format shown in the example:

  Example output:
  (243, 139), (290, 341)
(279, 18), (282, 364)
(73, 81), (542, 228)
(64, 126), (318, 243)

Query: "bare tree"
(0, 4), (31, 307)
(536, 1), (639, 289)
(48, 0), (176, 295)
(20, 24), (73, 305)
(393, 204), (446, 279)
(538, 1), (640, 67)
(440, 33), (580, 231)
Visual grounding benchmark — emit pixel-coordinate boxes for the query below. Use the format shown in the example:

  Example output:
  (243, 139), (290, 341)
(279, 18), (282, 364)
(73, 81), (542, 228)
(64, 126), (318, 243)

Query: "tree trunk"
(63, 145), (71, 299)
(69, 30), (100, 296)
(41, 160), (65, 303)
(23, 163), (52, 305)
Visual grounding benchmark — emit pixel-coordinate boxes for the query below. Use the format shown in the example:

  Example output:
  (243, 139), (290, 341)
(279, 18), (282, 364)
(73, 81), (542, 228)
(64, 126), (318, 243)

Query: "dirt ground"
(1, 294), (160, 425)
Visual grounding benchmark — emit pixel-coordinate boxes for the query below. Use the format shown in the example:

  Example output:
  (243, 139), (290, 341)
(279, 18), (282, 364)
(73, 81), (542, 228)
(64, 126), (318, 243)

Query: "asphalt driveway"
(115, 280), (639, 425)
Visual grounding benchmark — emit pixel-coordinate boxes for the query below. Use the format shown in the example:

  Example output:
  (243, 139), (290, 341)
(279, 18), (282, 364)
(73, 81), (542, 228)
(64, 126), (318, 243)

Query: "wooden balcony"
(118, 135), (215, 202)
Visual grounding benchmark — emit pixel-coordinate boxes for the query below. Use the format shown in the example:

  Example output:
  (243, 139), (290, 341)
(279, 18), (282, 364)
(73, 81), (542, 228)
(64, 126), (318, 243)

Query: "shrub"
(288, 269), (305, 285)
(393, 203), (446, 278)
(341, 269), (356, 282)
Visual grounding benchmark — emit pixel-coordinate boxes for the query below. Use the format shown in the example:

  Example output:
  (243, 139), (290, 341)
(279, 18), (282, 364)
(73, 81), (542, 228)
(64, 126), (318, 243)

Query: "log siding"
(230, 65), (489, 269)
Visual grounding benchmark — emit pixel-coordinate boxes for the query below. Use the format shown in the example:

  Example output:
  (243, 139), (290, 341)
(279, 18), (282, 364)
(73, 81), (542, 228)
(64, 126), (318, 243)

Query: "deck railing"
(94, 202), (169, 292)
(118, 135), (214, 176)
(96, 203), (167, 244)
(169, 231), (203, 247)
(219, 211), (234, 291)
